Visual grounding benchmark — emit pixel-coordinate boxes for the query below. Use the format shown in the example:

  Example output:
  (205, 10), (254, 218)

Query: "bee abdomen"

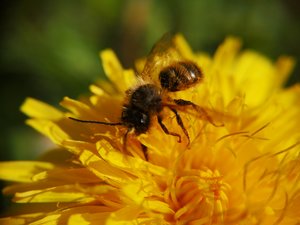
(159, 61), (203, 92)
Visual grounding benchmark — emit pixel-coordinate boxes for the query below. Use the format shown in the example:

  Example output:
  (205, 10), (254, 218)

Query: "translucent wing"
(139, 33), (184, 84)
(164, 99), (236, 127)
(175, 105), (236, 127)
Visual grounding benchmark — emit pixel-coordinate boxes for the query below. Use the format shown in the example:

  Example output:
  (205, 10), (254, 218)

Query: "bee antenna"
(68, 117), (123, 126)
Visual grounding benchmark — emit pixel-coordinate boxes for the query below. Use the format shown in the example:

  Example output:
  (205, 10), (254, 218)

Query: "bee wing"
(140, 33), (184, 84)
(166, 102), (236, 127)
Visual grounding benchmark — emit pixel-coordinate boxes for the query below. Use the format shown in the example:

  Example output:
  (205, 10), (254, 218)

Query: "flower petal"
(21, 98), (63, 120)
(100, 49), (136, 93)
(13, 185), (94, 203)
(96, 140), (167, 177)
(25, 119), (69, 145)
(0, 161), (54, 183)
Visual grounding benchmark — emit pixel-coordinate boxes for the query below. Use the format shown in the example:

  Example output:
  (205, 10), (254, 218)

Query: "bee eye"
(140, 113), (148, 124)
(135, 111), (150, 134)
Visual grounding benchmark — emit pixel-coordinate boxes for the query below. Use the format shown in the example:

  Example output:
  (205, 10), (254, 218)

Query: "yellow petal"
(96, 140), (166, 177)
(105, 207), (162, 225)
(25, 119), (69, 145)
(20, 98), (63, 120)
(173, 33), (194, 59)
(209, 37), (242, 105)
(89, 84), (105, 96)
(60, 97), (92, 117)
(122, 181), (173, 215)
(14, 185), (94, 203)
(213, 36), (241, 71)
(66, 206), (111, 225)
(100, 49), (135, 93)
(134, 57), (146, 74)
(30, 206), (112, 225)
(105, 206), (141, 223)
(0, 161), (54, 183)
(68, 213), (109, 225)
(0, 213), (44, 225)
(28, 214), (60, 225)
(33, 168), (101, 183)
(77, 148), (133, 186)
(234, 51), (276, 106)
(0, 217), (25, 225)
(274, 56), (295, 87)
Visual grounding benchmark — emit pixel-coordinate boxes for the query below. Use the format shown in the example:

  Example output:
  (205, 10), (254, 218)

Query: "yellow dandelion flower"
(1, 34), (300, 225)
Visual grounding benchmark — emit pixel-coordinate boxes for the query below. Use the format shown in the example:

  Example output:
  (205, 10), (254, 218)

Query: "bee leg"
(169, 107), (190, 146)
(122, 128), (132, 155)
(174, 99), (223, 127)
(123, 128), (148, 160)
(157, 115), (182, 143)
(141, 144), (148, 161)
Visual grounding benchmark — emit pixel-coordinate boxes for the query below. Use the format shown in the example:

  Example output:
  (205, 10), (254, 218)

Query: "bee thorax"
(130, 84), (163, 113)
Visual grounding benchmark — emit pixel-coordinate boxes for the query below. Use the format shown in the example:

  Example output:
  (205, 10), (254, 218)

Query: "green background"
(0, 0), (300, 213)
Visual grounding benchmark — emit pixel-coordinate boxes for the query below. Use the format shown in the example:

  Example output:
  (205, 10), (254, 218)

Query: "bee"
(69, 34), (221, 159)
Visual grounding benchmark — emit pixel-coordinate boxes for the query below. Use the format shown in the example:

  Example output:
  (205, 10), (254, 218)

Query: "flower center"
(166, 168), (230, 224)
